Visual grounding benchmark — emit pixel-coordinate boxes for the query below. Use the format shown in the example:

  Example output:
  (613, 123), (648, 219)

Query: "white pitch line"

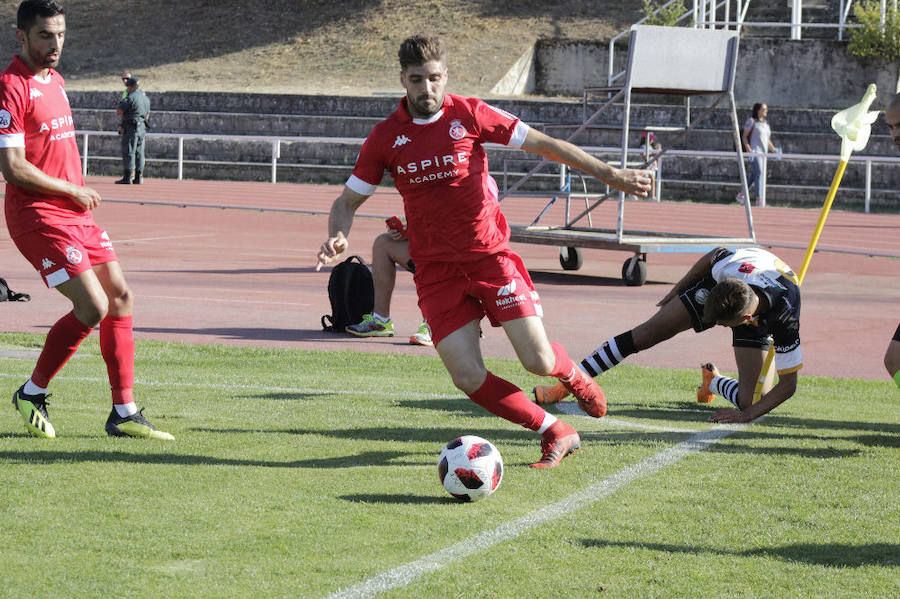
(0, 370), (708, 432)
(326, 424), (744, 599)
(555, 402), (702, 433)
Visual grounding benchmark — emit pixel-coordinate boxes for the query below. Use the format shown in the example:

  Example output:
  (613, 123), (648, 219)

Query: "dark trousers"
(121, 128), (146, 173)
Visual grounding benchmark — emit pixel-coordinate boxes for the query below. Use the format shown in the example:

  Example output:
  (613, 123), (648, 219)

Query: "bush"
(847, 0), (900, 61)
(641, 0), (687, 27)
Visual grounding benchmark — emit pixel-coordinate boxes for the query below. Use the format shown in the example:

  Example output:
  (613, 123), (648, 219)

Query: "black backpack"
(321, 255), (374, 333)
(0, 277), (30, 302)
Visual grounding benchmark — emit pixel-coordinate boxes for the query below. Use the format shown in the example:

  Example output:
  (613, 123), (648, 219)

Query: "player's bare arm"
(520, 127), (653, 197)
(709, 370), (798, 423)
(0, 146), (101, 210)
(657, 247), (720, 306)
(316, 185), (369, 270)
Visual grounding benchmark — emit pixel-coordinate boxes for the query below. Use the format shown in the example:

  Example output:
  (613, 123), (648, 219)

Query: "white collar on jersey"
(31, 72), (52, 84)
(412, 109), (444, 125)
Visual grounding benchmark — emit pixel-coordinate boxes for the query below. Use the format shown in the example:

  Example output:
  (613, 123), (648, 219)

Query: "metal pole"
(760, 153), (767, 207)
(271, 140), (280, 184)
(791, 0), (803, 40)
(865, 159), (872, 213)
(81, 133), (89, 177)
(177, 136), (184, 180)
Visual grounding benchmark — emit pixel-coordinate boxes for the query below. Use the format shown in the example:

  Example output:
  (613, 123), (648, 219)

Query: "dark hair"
(751, 102), (764, 120)
(398, 34), (445, 70)
(17, 0), (64, 33)
(702, 278), (754, 324)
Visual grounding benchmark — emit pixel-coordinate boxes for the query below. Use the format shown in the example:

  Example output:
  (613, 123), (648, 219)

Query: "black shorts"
(894, 323), (900, 342)
(678, 275), (772, 350)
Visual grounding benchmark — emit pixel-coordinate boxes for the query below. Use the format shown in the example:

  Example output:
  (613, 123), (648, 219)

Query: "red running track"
(1, 177), (898, 381)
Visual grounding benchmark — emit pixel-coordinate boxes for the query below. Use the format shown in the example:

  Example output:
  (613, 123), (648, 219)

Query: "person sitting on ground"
(345, 217), (431, 346)
(534, 247), (803, 423)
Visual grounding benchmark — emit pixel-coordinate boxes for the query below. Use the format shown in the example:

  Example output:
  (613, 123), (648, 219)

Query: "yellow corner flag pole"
(752, 84), (879, 404)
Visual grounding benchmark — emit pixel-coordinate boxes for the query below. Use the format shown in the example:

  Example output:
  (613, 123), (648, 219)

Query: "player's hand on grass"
(315, 236), (348, 271)
(708, 407), (750, 423)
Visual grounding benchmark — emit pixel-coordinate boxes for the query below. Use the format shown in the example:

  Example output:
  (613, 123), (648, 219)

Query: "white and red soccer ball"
(438, 435), (503, 502)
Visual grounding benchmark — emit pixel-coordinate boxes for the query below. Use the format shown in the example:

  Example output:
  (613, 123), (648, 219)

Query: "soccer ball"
(437, 435), (503, 502)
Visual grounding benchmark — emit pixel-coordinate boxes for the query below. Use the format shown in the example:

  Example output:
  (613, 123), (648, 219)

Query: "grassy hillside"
(0, 1), (641, 96)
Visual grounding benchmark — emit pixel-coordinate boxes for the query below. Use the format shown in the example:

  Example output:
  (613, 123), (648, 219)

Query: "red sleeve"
(350, 127), (388, 188)
(468, 97), (520, 146)
(0, 74), (28, 138)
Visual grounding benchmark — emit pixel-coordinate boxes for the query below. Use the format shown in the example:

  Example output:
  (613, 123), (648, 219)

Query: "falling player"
(534, 247), (803, 423)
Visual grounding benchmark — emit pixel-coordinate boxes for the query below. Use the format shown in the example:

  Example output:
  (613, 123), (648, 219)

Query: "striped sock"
(710, 375), (740, 408)
(581, 331), (636, 376)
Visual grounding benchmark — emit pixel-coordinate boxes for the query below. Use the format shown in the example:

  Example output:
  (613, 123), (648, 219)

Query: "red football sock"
(31, 311), (93, 388)
(548, 341), (577, 379)
(99, 315), (135, 405)
(468, 371), (545, 431)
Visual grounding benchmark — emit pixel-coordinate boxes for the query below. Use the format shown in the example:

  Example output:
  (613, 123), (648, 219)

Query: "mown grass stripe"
(327, 424), (744, 599)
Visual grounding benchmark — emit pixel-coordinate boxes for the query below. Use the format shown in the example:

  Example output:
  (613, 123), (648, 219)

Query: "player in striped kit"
(318, 34), (654, 467)
(534, 247), (803, 423)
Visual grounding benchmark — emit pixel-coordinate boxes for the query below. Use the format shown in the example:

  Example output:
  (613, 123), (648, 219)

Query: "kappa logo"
(64, 245), (82, 265)
(738, 262), (755, 274)
(393, 134), (411, 148)
(497, 280), (517, 297)
(694, 288), (709, 305)
(29, 87), (43, 99)
(41, 258), (55, 270)
(448, 119), (466, 140)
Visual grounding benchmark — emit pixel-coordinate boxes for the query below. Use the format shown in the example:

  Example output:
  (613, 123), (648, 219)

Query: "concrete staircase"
(741, 0), (843, 39)
(70, 91), (899, 211)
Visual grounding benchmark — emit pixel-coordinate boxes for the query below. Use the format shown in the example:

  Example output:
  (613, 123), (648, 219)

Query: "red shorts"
(414, 249), (543, 346)
(12, 222), (118, 288)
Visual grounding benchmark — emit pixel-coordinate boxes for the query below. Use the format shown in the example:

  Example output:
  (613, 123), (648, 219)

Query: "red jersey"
(347, 93), (529, 264)
(0, 55), (88, 237)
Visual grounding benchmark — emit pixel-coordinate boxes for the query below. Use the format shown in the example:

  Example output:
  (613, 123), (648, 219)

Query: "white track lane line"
(326, 424), (744, 599)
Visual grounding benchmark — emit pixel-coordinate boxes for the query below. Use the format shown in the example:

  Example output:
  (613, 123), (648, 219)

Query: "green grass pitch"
(0, 332), (897, 598)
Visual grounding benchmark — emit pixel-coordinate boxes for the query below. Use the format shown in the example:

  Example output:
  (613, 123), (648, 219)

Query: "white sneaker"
(735, 191), (745, 205)
(409, 321), (433, 346)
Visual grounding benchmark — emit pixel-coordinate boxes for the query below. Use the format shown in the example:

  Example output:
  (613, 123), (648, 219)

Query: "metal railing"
(78, 130), (898, 213)
(499, 144), (900, 214)
(609, 0), (896, 87)
(78, 130), (363, 184)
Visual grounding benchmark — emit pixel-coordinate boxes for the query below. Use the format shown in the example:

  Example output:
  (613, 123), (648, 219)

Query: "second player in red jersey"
(318, 34), (654, 468)
(0, 0), (172, 440)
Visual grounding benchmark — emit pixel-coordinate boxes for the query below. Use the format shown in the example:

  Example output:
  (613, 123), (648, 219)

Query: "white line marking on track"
(116, 233), (218, 244)
(325, 424), (745, 599)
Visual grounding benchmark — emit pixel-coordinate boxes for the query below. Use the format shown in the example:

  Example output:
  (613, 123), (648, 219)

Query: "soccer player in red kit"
(318, 35), (653, 467)
(0, 1), (172, 440)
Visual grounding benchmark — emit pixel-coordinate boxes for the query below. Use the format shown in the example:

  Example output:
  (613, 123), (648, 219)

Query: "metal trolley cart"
(501, 25), (759, 285)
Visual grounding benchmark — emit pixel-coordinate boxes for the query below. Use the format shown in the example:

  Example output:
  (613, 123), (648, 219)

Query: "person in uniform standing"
(115, 76), (149, 184)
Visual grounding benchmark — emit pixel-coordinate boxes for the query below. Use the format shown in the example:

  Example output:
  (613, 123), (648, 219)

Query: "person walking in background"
(115, 76), (150, 184)
(345, 217), (432, 346)
(737, 102), (778, 205)
(317, 34), (653, 467)
(0, 0), (172, 439)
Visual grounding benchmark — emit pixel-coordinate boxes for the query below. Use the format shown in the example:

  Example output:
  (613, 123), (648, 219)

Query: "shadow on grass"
(188, 426), (687, 449)
(0, 449), (424, 469)
(339, 493), (448, 505)
(582, 539), (900, 568)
